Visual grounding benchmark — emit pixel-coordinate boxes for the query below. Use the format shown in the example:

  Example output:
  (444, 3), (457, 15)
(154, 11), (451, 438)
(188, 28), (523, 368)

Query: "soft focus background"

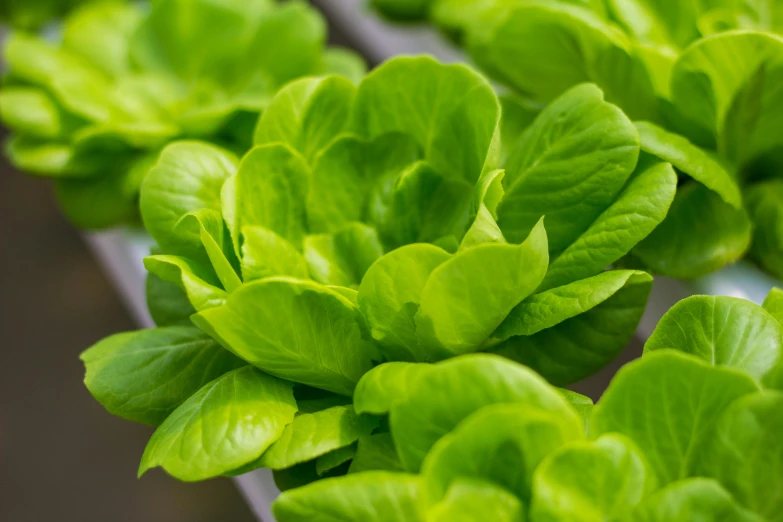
(0, 10), (641, 522)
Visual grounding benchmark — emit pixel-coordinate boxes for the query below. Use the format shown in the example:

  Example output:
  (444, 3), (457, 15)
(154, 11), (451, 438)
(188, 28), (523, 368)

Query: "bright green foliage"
(530, 435), (657, 522)
(0, 0), (97, 30)
(371, 0), (783, 281)
(645, 295), (783, 383)
(0, 0), (364, 229)
(274, 292), (783, 521)
(139, 366), (297, 481)
(592, 350), (759, 483)
(82, 57), (674, 482)
(81, 326), (245, 426)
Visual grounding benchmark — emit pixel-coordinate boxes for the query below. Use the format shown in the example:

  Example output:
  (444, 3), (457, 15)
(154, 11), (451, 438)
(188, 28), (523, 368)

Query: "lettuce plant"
(81, 55), (676, 482)
(372, 0), (783, 280)
(0, 0), (363, 228)
(272, 288), (783, 522)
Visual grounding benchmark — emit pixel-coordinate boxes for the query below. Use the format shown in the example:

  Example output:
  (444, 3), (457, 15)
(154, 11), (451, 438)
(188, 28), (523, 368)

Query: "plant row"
(0, 0), (363, 227)
(373, 0), (783, 281)
(79, 52), (783, 519)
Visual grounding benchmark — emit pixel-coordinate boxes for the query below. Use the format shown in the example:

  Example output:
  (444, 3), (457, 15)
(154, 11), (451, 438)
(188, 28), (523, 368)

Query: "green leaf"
(746, 179), (783, 280)
(535, 157), (670, 289)
(635, 121), (742, 208)
(493, 271), (652, 386)
(304, 223), (384, 287)
(644, 295), (783, 383)
(694, 391), (783, 521)
(315, 443), (357, 476)
(306, 133), (421, 234)
(354, 362), (434, 415)
(144, 255), (226, 311)
(764, 288), (783, 326)
(421, 403), (583, 505)
(498, 94), (540, 164)
(371, 161), (473, 250)
(81, 326), (245, 426)
(253, 76), (356, 162)
(62, 1), (142, 77)
(140, 141), (238, 257)
(426, 478), (524, 522)
(273, 472), (423, 522)
(629, 478), (764, 522)
(496, 269), (650, 339)
(146, 272), (195, 327)
(175, 209), (241, 293)
(470, 3), (658, 120)
(498, 84), (640, 255)
(0, 86), (65, 138)
(606, 0), (705, 49)
(234, 144), (309, 247)
(671, 31), (783, 143)
(592, 350), (760, 484)
(139, 366), (297, 481)
(349, 433), (404, 474)
(192, 278), (378, 395)
(351, 55), (499, 184)
(633, 182), (752, 278)
(258, 406), (378, 470)
(240, 226), (309, 282)
(414, 218), (549, 357)
(559, 389), (594, 432)
(530, 434), (657, 522)
(390, 353), (580, 471)
(357, 244), (452, 362)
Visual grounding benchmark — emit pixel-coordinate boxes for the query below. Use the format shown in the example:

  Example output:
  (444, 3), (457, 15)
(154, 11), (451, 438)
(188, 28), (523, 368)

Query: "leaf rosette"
(81, 55), (676, 481)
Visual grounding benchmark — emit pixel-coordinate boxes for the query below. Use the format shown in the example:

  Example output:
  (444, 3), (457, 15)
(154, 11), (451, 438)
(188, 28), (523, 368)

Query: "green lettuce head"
(273, 287), (783, 522)
(0, 0), (364, 228)
(372, 0), (783, 281)
(81, 55), (677, 482)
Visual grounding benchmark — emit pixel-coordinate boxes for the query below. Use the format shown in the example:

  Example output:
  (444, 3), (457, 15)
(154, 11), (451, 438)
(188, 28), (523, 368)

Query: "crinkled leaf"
(498, 84), (640, 255)
(192, 278), (377, 395)
(304, 223), (384, 287)
(253, 76), (355, 162)
(358, 244), (452, 362)
(175, 209), (241, 293)
(349, 433), (404, 474)
(81, 326), (244, 426)
(144, 255), (226, 311)
(422, 403), (583, 505)
(645, 295), (783, 382)
(240, 226), (309, 282)
(592, 350), (760, 484)
(390, 354), (580, 471)
(530, 434), (657, 522)
(354, 362), (435, 415)
(307, 133), (421, 234)
(694, 391), (783, 521)
(635, 121), (741, 208)
(258, 406), (378, 470)
(415, 219), (548, 358)
(139, 366), (297, 481)
(493, 271), (652, 386)
(234, 143), (309, 247)
(140, 141), (238, 257)
(351, 55), (499, 184)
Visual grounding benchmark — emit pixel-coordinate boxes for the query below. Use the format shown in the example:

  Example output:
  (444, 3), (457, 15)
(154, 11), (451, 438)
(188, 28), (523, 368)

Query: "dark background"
(0, 11), (642, 522)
